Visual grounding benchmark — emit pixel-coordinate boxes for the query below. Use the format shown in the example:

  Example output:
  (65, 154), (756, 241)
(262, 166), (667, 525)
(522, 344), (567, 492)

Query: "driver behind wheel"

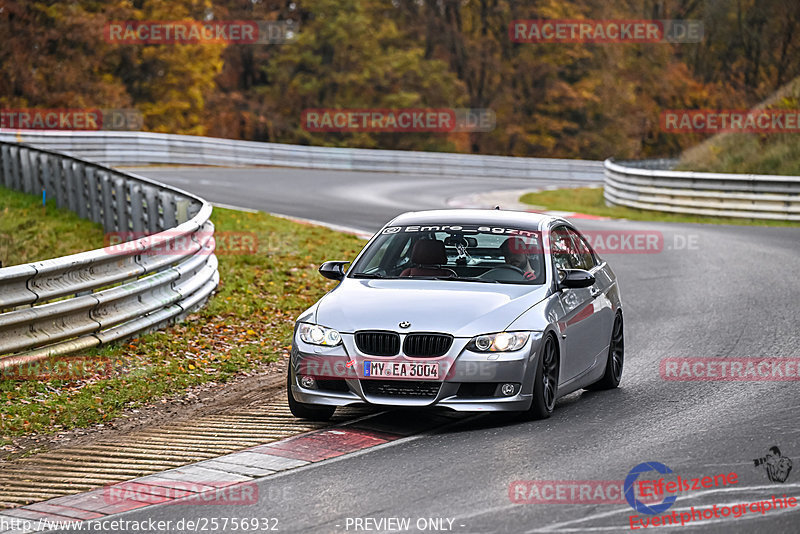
(399, 239), (454, 277)
(500, 237), (539, 281)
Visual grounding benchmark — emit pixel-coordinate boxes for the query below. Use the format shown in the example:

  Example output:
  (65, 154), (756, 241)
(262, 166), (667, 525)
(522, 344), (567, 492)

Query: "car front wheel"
(586, 312), (624, 391)
(525, 334), (559, 420)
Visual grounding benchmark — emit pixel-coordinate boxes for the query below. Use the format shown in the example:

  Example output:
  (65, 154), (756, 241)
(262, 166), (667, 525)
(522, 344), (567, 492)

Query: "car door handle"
(590, 286), (601, 297)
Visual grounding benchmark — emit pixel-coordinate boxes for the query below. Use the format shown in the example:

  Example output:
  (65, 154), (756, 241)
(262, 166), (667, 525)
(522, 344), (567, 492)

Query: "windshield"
(349, 224), (545, 284)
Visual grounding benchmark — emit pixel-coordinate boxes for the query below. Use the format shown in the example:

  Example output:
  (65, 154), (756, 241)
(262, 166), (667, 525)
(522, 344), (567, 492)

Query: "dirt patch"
(0, 357), (288, 464)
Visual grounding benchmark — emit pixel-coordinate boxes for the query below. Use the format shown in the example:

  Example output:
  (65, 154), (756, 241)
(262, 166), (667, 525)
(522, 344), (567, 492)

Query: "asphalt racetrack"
(71, 165), (800, 534)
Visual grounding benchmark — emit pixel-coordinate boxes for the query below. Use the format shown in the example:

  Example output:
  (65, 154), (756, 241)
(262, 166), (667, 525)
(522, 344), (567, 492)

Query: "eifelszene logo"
(624, 462), (677, 515)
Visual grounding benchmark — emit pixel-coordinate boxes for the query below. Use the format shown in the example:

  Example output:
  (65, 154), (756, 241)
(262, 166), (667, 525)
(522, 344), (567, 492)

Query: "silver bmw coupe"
(288, 209), (623, 421)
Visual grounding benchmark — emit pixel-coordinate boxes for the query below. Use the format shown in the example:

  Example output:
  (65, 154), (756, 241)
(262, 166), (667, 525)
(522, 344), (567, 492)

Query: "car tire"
(525, 333), (559, 420)
(585, 312), (624, 391)
(287, 368), (336, 421)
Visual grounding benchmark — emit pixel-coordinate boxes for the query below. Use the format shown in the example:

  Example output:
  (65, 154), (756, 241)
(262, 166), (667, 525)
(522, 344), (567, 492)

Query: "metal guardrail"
(0, 141), (219, 368)
(0, 130), (604, 181)
(604, 158), (800, 221)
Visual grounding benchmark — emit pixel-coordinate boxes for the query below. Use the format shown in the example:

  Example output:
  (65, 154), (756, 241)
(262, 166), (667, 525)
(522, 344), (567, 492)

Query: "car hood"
(315, 278), (550, 337)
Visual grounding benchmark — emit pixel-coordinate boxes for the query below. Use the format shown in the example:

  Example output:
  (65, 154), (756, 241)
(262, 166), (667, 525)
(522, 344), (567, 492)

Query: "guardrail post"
(55, 159), (68, 209)
(160, 191), (177, 229)
(41, 153), (54, 204)
(85, 167), (102, 224)
(143, 186), (159, 234)
(65, 160), (78, 213)
(187, 202), (201, 219)
(98, 170), (115, 231)
(20, 147), (33, 194)
(176, 199), (190, 224)
(1, 144), (11, 188)
(113, 176), (128, 232)
(130, 183), (145, 233)
(33, 152), (46, 196)
(8, 145), (21, 190)
(74, 162), (91, 219)
(29, 148), (39, 193)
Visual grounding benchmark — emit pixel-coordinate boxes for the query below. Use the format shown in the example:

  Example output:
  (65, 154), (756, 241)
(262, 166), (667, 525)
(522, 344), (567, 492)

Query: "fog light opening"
(300, 375), (317, 389)
(501, 383), (516, 396)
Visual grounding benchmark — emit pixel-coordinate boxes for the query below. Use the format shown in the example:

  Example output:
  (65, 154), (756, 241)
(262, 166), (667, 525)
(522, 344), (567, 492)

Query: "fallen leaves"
(1, 208), (366, 444)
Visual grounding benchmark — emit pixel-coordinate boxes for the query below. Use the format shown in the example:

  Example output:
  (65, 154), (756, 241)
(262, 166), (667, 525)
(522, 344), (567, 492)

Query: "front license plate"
(364, 361), (439, 379)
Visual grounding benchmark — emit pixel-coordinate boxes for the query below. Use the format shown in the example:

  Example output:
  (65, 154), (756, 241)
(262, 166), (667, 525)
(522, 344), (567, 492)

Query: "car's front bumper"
(289, 382), (534, 412)
(289, 331), (544, 412)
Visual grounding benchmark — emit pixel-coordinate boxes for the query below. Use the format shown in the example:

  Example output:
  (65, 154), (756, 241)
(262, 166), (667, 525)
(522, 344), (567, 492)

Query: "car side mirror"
(319, 261), (349, 281)
(559, 269), (595, 289)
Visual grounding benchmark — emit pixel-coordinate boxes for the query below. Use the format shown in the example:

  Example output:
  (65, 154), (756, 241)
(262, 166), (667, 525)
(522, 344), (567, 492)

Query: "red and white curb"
(0, 426), (402, 533)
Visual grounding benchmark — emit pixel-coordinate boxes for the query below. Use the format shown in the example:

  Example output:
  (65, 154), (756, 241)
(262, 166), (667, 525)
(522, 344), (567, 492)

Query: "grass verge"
(0, 187), (106, 266)
(0, 187), (364, 448)
(519, 187), (800, 227)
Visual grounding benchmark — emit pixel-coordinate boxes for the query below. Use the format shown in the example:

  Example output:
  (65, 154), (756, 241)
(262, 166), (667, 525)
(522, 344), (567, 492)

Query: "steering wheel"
(486, 264), (526, 275)
(480, 264), (527, 281)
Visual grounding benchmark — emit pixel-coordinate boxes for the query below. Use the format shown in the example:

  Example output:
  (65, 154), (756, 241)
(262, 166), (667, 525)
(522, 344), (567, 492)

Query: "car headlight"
(467, 332), (529, 352)
(298, 323), (342, 346)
